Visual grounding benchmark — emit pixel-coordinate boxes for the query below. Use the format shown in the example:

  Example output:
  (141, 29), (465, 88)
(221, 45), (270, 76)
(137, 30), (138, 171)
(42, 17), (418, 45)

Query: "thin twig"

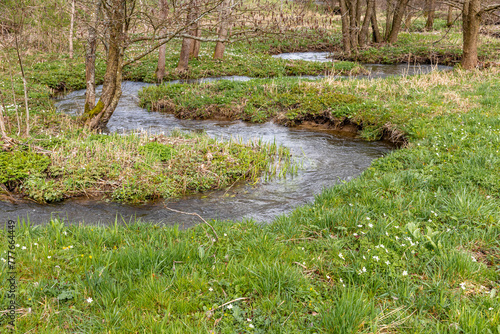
(213, 297), (248, 311)
(432, 13), (461, 45)
(163, 205), (219, 242)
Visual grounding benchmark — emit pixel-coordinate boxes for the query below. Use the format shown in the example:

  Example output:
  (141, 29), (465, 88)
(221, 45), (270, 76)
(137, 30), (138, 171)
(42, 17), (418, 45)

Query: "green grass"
(1, 67), (499, 332)
(0, 126), (290, 203)
(139, 73), (364, 124)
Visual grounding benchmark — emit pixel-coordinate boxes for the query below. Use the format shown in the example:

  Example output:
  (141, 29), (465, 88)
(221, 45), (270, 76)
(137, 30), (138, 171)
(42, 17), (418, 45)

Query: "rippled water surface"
(2, 54), (450, 226)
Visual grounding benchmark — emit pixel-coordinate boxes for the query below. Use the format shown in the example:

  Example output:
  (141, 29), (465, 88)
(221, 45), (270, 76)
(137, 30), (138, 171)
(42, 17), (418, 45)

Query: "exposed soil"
(151, 101), (407, 147)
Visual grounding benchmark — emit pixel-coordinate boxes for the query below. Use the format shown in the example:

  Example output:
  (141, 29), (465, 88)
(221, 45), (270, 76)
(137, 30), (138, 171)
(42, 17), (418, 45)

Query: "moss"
(83, 99), (104, 120)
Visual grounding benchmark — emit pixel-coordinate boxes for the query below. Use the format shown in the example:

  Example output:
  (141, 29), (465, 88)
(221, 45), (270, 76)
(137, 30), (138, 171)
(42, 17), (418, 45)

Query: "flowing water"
(0, 54), (452, 226)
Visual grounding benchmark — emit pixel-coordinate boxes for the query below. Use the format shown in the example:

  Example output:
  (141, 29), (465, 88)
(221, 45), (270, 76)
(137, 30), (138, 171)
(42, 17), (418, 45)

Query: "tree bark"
(155, 0), (169, 82)
(69, 0), (75, 59)
(190, 0), (201, 59)
(190, 27), (201, 58)
(359, 0), (374, 47)
(387, 0), (409, 43)
(425, 0), (436, 31)
(339, 0), (352, 54)
(214, 0), (232, 60)
(385, 0), (393, 40)
(177, 0), (196, 71)
(461, 0), (481, 69)
(371, 5), (382, 42)
(349, 0), (359, 49)
(14, 34), (29, 136)
(85, 0), (102, 113)
(84, 0), (126, 130)
(447, 5), (453, 27)
(0, 99), (7, 139)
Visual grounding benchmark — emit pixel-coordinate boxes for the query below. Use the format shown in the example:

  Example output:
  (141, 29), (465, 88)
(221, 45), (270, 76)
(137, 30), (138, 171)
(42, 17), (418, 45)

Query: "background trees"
(1, 0), (498, 131)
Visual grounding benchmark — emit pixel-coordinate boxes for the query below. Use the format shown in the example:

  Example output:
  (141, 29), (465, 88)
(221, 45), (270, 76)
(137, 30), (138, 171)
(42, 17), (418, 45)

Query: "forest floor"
(1, 11), (500, 332)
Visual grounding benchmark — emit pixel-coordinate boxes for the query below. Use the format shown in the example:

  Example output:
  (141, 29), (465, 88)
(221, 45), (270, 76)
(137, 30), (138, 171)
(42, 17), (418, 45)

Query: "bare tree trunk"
(85, 0), (102, 113)
(69, 0), (75, 59)
(359, 0), (374, 47)
(156, 0), (169, 82)
(214, 0), (232, 60)
(355, 0), (362, 27)
(404, 3), (414, 31)
(9, 71), (21, 136)
(339, 0), (352, 54)
(387, 0), (409, 43)
(447, 5), (453, 27)
(461, 0), (481, 69)
(177, 37), (193, 72)
(425, 0), (436, 31)
(349, 0), (359, 50)
(177, 0), (196, 71)
(14, 34), (29, 136)
(385, 0), (393, 40)
(191, 28), (201, 58)
(84, 0), (126, 130)
(371, 5), (382, 42)
(0, 99), (7, 139)
(190, 0), (201, 59)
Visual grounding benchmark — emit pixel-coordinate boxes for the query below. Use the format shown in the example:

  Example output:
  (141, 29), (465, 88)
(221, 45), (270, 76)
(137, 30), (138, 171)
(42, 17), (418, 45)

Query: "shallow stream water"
(0, 54), (452, 226)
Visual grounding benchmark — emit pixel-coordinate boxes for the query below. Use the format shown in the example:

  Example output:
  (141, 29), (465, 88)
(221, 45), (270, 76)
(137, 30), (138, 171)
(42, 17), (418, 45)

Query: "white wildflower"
(402, 270), (408, 276)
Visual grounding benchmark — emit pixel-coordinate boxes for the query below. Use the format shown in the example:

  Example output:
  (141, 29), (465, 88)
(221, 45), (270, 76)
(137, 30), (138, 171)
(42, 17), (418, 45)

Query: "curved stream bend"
(1, 57), (451, 226)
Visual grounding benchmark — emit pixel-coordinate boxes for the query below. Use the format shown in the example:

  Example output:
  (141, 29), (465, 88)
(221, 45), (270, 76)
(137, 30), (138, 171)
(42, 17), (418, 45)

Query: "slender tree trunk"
(425, 0), (436, 31)
(177, 0), (196, 71)
(9, 71), (21, 136)
(177, 38), (193, 72)
(69, 0), (75, 58)
(191, 28), (201, 58)
(371, 5), (382, 42)
(359, 0), (374, 47)
(14, 34), (29, 136)
(355, 0), (362, 27)
(339, 0), (352, 54)
(461, 0), (481, 69)
(385, 0), (393, 40)
(404, 5), (413, 31)
(447, 5), (453, 27)
(0, 98), (7, 139)
(214, 0), (232, 60)
(84, 0), (126, 130)
(156, 0), (169, 82)
(387, 0), (409, 43)
(85, 0), (102, 113)
(349, 0), (359, 50)
(190, 0), (201, 59)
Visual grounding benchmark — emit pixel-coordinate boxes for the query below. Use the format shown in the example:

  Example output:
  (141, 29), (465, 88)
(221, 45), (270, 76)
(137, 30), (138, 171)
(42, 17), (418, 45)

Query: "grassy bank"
(139, 70), (364, 125)
(139, 66), (496, 142)
(1, 127), (290, 203)
(2, 67), (499, 332)
(21, 43), (360, 93)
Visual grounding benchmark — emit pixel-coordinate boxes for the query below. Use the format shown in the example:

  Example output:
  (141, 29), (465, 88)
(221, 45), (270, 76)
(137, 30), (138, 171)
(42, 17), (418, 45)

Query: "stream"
(0, 54), (452, 226)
